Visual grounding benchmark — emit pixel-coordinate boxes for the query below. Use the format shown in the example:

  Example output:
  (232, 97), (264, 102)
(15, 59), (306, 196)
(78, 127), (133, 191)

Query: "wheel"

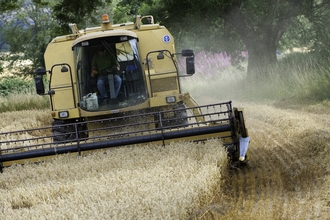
(158, 103), (188, 128)
(52, 120), (76, 142)
(173, 104), (188, 126)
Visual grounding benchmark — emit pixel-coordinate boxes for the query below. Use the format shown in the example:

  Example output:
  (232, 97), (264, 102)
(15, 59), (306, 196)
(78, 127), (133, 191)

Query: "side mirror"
(34, 75), (45, 95)
(181, 49), (195, 74)
(157, 51), (164, 60)
(182, 49), (194, 57)
(186, 57), (195, 75)
(61, 66), (69, 72)
(34, 67), (46, 95)
(35, 67), (47, 75)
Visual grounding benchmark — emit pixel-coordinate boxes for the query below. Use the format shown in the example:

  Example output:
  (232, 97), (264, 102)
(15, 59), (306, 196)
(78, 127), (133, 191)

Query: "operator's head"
(98, 46), (106, 56)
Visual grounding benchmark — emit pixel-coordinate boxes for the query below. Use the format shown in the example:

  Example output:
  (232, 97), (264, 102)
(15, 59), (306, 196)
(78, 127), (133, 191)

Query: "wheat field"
(0, 114), (228, 220)
(212, 102), (330, 219)
(0, 101), (329, 219)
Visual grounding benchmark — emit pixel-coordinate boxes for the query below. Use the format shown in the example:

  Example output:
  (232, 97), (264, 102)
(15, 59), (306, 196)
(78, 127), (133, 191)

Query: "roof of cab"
(72, 29), (138, 47)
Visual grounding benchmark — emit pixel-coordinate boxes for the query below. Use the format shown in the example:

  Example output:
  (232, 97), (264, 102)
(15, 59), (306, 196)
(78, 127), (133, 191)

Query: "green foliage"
(0, 76), (49, 112)
(52, 0), (113, 34)
(1, 0), (116, 72)
(307, 2), (330, 57)
(279, 2), (330, 58)
(0, 77), (34, 96)
(0, 0), (19, 12)
(1, 0), (59, 70)
(114, 0), (162, 24)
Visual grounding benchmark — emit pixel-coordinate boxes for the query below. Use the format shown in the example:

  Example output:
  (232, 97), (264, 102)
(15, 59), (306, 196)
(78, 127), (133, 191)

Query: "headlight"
(59, 111), (69, 118)
(166, 96), (176, 103)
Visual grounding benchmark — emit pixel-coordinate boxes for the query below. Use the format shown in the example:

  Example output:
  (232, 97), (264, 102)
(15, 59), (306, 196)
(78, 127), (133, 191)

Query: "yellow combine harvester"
(0, 15), (250, 171)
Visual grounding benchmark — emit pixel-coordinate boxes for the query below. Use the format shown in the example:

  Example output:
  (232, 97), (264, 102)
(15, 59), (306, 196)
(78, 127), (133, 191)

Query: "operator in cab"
(91, 46), (122, 104)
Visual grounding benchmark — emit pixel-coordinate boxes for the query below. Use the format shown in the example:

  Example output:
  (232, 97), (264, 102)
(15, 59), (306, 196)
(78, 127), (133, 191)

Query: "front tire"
(52, 120), (76, 142)
(158, 103), (189, 128)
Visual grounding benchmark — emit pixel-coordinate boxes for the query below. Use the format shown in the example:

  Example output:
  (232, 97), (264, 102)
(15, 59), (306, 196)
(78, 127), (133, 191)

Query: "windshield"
(73, 37), (147, 112)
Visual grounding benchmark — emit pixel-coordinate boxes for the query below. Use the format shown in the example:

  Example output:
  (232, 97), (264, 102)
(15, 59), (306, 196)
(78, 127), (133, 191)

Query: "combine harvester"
(0, 15), (250, 171)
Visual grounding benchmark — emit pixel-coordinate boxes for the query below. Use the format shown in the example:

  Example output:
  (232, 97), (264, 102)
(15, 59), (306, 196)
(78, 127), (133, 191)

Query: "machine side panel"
(44, 40), (78, 111)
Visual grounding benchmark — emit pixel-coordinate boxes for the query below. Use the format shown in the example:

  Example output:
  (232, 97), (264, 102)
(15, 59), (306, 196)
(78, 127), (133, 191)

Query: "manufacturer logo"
(163, 35), (171, 43)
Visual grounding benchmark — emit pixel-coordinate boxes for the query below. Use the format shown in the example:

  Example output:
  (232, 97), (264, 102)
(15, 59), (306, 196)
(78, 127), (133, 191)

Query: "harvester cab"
(0, 15), (250, 171)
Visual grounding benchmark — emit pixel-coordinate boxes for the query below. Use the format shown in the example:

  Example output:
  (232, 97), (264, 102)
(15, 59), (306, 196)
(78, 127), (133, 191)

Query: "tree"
(52, 0), (113, 35)
(0, 0), (20, 52)
(0, 0), (19, 12)
(216, 0), (328, 75)
(117, 0), (330, 76)
(0, 0), (116, 74)
(301, 1), (330, 57)
(214, 1), (321, 74)
(1, 0), (58, 73)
